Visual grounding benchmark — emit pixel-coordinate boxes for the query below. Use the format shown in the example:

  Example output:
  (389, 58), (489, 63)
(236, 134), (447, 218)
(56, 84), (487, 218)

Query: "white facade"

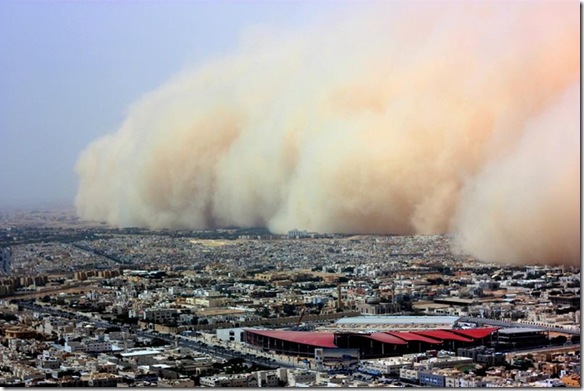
(199, 374), (257, 387)
(64, 341), (87, 353)
(216, 327), (245, 342)
(400, 367), (420, 382)
(287, 370), (317, 387)
(362, 357), (413, 375)
(445, 375), (462, 387)
(86, 341), (112, 352)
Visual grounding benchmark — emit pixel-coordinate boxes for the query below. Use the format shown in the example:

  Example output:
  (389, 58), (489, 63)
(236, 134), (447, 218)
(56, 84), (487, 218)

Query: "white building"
(287, 369), (317, 387)
(445, 374), (462, 387)
(64, 341), (87, 353)
(86, 341), (112, 353)
(399, 367), (420, 382)
(362, 357), (414, 375)
(216, 327), (245, 342)
(199, 374), (257, 387)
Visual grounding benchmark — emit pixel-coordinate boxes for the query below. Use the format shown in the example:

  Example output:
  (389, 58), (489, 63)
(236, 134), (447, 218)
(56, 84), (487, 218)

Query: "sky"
(0, 0), (334, 208)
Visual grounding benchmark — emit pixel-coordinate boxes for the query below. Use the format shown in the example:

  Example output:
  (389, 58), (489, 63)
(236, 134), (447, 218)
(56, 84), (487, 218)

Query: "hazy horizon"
(0, 0), (332, 209)
(2, 1), (580, 266)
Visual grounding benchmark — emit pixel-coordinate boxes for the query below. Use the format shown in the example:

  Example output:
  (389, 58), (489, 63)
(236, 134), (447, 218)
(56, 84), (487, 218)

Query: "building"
(495, 328), (548, 349)
(288, 229), (309, 239)
(256, 370), (280, 387)
(189, 295), (228, 307)
(333, 315), (461, 330)
(0, 248), (10, 275)
(243, 327), (499, 359)
(85, 340), (113, 353)
(199, 373), (257, 387)
(287, 369), (317, 386)
(216, 327), (245, 342)
(243, 329), (337, 357)
(119, 349), (163, 365)
(80, 373), (122, 387)
(400, 367), (420, 382)
(418, 355), (473, 369)
(357, 301), (401, 315)
(457, 346), (505, 366)
(549, 295), (580, 307)
(142, 308), (177, 323)
(419, 370), (445, 387)
(362, 357), (413, 375)
(560, 374), (580, 387)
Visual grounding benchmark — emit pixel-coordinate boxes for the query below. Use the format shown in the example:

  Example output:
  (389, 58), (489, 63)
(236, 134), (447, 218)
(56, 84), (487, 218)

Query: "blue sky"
(0, 0), (335, 208)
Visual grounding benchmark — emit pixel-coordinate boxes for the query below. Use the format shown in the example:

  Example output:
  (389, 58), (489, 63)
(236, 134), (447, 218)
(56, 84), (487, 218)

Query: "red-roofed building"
(242, 326), (499, 359)
(450, 327), (499, 340)
(387, 332), (442, 344)
(450, 327), (500, 347)
(412, 330), (474, 342)
(410, 329), (477, 351)
(244, 329), (337, 356)
(366, 333), (408, 345)
(244, 329), (337, 348)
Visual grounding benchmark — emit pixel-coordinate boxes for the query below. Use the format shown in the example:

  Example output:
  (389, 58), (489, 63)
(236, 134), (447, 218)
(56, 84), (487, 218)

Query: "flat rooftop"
(335, 315), (460, 325)
(497, 327), (546, 334)
(120, 349), (163, 357)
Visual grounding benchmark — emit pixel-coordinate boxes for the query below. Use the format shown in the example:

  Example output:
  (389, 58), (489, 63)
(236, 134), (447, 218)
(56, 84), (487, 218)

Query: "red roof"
(412, 330), (474, 342)
(244, 329), (337, 348)
(450, 327), (499, 339)
(386, 332), (442, 344)
(365, 333), (408, 345)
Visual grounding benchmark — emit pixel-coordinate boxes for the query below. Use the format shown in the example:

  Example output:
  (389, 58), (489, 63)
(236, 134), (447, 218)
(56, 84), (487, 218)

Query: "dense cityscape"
(1, 0), (580, 388)
(0, 208), (579, 387)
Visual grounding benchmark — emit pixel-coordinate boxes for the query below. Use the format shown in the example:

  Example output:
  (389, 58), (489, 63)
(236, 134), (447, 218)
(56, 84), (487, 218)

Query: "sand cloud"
(75, 1), (580, 266)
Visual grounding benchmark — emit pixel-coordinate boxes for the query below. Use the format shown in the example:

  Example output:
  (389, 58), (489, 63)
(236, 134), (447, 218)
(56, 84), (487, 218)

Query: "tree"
(550, 335), (567, 346)
(282, 304), (297, 317)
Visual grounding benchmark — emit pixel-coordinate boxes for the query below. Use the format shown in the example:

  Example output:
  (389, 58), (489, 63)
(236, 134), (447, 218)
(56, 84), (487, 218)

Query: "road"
(16, 301), (297, 369)
(22, 301), (576, 371)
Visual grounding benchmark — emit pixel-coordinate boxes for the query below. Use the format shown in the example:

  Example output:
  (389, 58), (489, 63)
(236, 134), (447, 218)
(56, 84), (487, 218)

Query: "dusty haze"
(75, 1), (580, 266)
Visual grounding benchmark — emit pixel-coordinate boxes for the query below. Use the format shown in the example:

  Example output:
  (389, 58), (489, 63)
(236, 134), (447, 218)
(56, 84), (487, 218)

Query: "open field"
(189, 239), (243, 247)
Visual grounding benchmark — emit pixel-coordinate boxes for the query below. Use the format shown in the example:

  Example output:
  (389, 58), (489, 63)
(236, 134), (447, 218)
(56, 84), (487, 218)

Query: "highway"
(18, 301), (577, 371)
(16, 301), (297, 369)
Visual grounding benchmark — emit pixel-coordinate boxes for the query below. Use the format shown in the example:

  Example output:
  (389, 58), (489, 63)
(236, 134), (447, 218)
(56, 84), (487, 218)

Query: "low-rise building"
(287, 369), (317, 387)
(362, 357), (413, 375)
(199, 373), (257, 387)
(399, 367), (420, 382)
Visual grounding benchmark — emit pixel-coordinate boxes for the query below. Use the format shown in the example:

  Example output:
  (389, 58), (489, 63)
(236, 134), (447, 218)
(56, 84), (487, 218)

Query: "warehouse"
(243, 327), (499, 359)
